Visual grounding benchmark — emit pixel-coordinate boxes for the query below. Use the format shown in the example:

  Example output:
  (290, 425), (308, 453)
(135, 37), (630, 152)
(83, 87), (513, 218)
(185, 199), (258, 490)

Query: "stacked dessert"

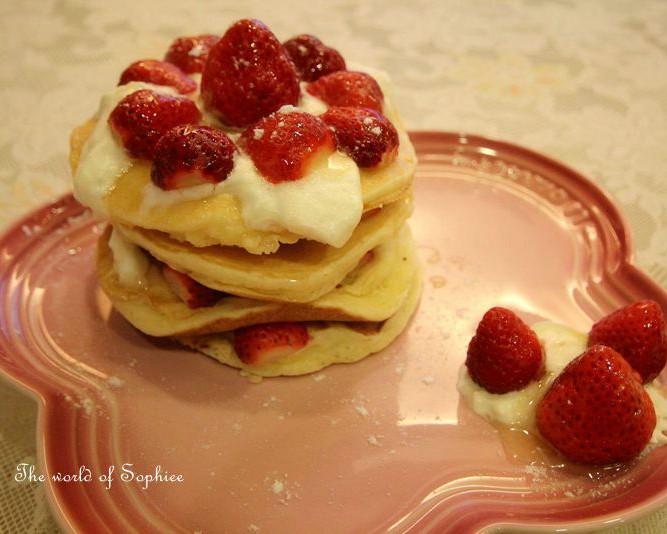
(69, 19), (421, 377)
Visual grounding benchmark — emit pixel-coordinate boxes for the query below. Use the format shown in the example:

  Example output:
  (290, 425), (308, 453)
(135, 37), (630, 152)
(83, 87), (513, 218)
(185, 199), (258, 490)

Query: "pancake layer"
(179, 259), (423, 377)
(98, 224), (419, 336)
(115, 193), (413, 303)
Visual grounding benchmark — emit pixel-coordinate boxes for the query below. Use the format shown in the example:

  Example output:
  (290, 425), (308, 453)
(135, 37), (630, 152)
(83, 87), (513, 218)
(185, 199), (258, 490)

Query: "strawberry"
(588, 300), (667, 383)
(118, 59), (196, 94)
(233, 322), (310, 365)
(201, 19), (300, 128)
(238, 109), (335, 183)
(161, 265), (223, 308)
(151, 125), (236, 190)
(307, 71), (384, 112)
(536, 345), (656, 465)
(282, 34), (346, 82)
(321, 107), (399, 168)
(465, 307), (544, 394)
(164, 34), (219, 74)
(108, 89), (201, 160)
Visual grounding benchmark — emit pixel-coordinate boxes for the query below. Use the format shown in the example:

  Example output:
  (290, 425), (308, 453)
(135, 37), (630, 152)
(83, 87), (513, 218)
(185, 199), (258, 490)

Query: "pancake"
(115, 193), (413, 303)
(68, 70), (416, 254)
(178, 258), (423, 377)
(98, 223), (419, 336)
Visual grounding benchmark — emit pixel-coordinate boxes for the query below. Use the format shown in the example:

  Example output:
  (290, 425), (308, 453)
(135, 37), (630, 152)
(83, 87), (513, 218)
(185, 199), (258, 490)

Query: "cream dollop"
(458, 321), (667, 444)
(108, 228), (149, 289)
(73, 78), (364, 247)
(72, 82), (178, 217)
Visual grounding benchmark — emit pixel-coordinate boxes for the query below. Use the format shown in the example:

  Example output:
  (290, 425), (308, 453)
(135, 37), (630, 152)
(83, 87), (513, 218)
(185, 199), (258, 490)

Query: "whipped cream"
(298, 82), (328, 115)
(458, 321), (667, 445)
(141, 149), (362, 248)
(108, 228), (149, 289)
(73, 77), (365, 247)
(73, 82), (179, 217)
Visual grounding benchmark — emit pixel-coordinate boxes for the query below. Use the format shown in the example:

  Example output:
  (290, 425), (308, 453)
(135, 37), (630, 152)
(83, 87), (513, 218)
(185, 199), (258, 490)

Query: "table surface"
(1, 1), (666, 532)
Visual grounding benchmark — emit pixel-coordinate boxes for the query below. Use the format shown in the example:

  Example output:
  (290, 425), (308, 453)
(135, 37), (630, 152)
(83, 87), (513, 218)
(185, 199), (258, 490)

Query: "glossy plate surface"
(1, 132), (667, 534)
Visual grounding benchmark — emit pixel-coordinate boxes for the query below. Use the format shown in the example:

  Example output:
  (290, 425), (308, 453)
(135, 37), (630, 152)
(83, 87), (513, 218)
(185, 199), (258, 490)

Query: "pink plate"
(1, 132), (667, 534)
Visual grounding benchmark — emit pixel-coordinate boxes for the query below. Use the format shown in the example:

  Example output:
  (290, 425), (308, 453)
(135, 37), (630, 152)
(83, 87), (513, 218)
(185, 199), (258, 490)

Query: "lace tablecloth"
(1, 1), (666, 532)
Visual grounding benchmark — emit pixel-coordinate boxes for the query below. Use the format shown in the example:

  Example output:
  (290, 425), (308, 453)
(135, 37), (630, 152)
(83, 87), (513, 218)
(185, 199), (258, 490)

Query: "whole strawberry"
(151, 125), (237, 190)
(307, 71), (384, 112)
(201, 19), (300, 128)
(108, 89), (201, 160)
(465, 307), (544, 394)
(234, 322), (310, 365)
(536, 345), (656, 464)
(118, 59), (196, 94)
(321, 107), (398, 168)
(164, 34), (219, 74)
(283, 34), (346, 82)
(588, 300), (667, 383)
(238, 110), (335, 183)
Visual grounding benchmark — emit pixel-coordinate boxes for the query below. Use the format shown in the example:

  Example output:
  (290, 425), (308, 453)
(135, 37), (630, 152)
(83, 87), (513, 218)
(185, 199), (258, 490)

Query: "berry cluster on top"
(109, 19), (399, 190)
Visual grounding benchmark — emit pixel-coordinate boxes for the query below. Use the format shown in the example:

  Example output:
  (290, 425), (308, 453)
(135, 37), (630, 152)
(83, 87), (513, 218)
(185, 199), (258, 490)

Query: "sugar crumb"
(106, 376), (125, 388)
(355, 406), (370, 418)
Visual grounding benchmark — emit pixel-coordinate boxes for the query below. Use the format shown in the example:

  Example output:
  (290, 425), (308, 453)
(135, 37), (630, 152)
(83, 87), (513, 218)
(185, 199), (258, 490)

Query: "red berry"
(588, 300), (667, 383)
(465, 307), (544, 394)
(283, 34), (346, 82)
(321, 107), (399, 168)
(238, 110), (335, 183)
(536, 345), (656, 465)
(151, 125), (236, 190)
(161, 264), (224, 308)
(307, 71), (384, 112)
(201, 19), (299, 128)
(118, 59), (196, 94)
(164, 34), (219, 74)
(108, 89), (201, 160)
(233, 322), (310, 365)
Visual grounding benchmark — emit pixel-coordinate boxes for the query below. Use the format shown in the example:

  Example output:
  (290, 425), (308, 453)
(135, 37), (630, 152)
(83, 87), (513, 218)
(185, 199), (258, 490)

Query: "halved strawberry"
(118, 59), (196, 94)
(536, 344), (656, 464)
(588, 300), (667, 383)
(321, 106), (398, 168)
(151, 125), (236, 190)
(282, 34), (346, 82)
(238, 109), (335, 183)
(108, 89), (201, 160)
(465, 307), (544, 394)
(164, 34), (219, 74)
(307, 71), (384, 112)
(233, 322), (310, 365)
(201, 19), (300, 128)
(161, 264), (223, 308)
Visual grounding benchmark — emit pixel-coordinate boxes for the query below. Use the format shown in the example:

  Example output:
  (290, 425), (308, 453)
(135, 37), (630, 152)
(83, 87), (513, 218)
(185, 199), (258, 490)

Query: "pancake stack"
(70, 19), (421, 377)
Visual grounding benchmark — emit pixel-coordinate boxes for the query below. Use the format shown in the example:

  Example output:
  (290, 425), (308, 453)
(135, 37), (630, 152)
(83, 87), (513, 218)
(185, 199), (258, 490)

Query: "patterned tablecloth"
(1, 1), (666, 532)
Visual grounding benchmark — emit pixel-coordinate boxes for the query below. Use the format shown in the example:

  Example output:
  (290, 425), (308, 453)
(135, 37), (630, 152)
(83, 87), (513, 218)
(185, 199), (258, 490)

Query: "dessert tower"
(70, 19), (421, 377)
